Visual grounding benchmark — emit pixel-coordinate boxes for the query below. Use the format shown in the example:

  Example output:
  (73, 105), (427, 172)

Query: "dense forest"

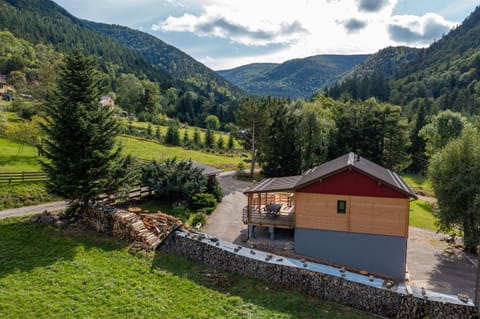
(0, 0), (242, 126)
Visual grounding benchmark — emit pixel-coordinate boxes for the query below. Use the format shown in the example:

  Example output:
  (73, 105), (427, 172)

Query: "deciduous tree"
(429, 127), (480, 253)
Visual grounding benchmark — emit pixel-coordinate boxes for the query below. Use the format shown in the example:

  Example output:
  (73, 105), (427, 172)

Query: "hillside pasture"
(119, 136), (240, 170)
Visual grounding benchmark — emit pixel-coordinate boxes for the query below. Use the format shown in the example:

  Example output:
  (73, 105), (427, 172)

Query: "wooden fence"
(0, 171), (48, 184)
(95, 186), (154, 205)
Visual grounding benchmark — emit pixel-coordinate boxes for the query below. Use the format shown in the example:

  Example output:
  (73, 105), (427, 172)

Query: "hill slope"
(343, 46), (420, 79)
(0, 0), (242, 109)
(391, 5), (480, 113)
(0, 0), (173, 86)
(84, 21), (243, 100)
(218, 55), (369, 98)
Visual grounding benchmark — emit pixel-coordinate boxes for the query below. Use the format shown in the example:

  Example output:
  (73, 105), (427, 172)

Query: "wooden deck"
(242, 205), (295, 229)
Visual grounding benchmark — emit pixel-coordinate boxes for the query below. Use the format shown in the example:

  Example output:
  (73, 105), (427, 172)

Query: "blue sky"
(53, 0), (479, 70)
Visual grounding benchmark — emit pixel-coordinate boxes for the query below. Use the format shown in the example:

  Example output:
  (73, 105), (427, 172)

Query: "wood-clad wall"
(295, 193), (409, 237)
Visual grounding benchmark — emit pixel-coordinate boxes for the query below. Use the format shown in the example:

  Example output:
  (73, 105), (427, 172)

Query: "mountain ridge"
(218, 54), (369, 98)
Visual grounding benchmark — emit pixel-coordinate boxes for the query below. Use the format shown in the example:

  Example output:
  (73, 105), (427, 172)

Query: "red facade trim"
(296, 169), (407, 198)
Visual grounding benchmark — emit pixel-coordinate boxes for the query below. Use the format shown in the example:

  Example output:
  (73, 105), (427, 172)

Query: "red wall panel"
(296, 169), (407, 198)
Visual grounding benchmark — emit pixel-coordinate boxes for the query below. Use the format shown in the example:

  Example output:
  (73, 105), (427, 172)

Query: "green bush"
(191, 212), (207, 227)
(191, 193), (217, 213)
(206, 176), (223, 202)
(170, 204), (191, 222)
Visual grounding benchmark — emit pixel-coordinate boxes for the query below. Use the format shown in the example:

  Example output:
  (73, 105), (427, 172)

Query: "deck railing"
(242, 206), (295, 229)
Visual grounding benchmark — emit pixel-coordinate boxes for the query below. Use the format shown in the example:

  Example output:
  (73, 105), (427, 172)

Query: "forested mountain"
(0, 0), (173, 86)
(0, 0), (243, 125)
(217, 63), (278, 89)
(343, 46), (420, 79)
(327, 5), (480, 115)
(218, 55), (369, 98)
(84, 21), (243, 101)
(391, 5), (480, 113)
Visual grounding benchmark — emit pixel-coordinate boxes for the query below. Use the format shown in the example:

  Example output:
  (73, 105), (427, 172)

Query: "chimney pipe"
(356, 149), (361, 162)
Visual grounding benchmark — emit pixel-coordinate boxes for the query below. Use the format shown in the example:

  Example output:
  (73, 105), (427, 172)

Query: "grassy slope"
(0, 183), (59, 210)
(409, 200), (437, 231)
(0, 216), (372, 319)
(127, 120), (242, 149)
(119, 136), (239, 170)
(0, 137), (42, 171)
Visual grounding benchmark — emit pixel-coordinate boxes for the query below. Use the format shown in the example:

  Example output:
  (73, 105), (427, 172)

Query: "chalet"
(0, 74), (14, 95)
(99, 95), (115, 108)
(243, 152), (417, 278)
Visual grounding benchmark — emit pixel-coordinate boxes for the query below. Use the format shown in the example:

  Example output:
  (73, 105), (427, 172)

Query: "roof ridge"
(347, 152), (355, 166)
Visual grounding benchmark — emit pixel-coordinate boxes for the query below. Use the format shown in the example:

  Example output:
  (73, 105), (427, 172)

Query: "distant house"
(99, 95), (115, 108)
(0, 74), (15, 95)
(243, 152), (417, 278)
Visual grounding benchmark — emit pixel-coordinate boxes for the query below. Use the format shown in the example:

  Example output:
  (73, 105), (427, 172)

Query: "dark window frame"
(337, 200), (347, 214)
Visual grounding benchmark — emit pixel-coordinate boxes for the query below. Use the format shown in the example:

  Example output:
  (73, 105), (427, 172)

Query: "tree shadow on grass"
(150, 249), (371, 319)
(0, 216), (128, 278)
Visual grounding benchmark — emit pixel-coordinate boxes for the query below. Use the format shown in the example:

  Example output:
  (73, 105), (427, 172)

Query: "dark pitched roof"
(191, 161), (223, 176)
(244, 175), (302, 194)
(244, 153), (417, 198)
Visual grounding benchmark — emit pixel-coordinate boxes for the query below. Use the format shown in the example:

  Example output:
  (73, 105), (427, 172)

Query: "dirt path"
(0, 200), (68, 219)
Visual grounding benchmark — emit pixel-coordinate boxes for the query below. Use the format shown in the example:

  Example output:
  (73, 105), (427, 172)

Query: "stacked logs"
(141, 212), (183, 243)
(111, 210), (184, 250)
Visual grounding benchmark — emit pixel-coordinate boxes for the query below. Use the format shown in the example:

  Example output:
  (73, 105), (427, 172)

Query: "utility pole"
(249, 101), (256, 178)
(475, 243), (480, 309)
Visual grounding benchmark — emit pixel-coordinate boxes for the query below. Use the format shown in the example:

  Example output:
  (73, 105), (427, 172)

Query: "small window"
(337, 200), (347, 214)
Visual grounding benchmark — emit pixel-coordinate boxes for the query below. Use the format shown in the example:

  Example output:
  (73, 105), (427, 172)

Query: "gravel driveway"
(0, 200), (68, 219)
(202, 173), (250, 243)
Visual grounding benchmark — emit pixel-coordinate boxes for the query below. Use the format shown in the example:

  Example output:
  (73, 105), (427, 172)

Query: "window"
(337, 200), (346, 214)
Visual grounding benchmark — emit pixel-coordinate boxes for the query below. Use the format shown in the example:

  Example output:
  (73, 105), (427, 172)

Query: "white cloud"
(155, 14), (308, 46)
(388, 13), (455, 45)
(153, 1), (398, 55)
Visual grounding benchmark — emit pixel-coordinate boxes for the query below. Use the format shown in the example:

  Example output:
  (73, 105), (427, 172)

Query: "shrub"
(170, 204), (191, 222)
(191, 193), (217, 213)
(206, 177), (223, 202)
(191, 212), (207, 227)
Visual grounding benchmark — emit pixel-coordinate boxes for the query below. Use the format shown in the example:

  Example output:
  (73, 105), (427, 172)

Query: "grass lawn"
(0, 183), (60, 210)
(401, 173), (433, 197)
(119, 136), (240, 170)
(0, 216), (373, 319)
(409, 199), (438, 231)
(0, 137), (42, 172)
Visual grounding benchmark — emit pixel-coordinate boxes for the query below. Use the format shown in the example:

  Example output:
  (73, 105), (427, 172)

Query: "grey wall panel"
(294, 228), (406, 278)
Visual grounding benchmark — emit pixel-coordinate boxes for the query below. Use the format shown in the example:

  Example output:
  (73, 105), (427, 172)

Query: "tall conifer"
(42, 48), (133, 216)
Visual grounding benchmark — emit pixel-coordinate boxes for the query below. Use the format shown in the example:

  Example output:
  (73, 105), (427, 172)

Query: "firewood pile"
(111, 210), (184, 250)
(141, 212), (184, 243)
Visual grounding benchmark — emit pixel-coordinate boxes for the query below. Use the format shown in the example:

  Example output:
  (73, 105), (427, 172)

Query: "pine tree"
(204, 129), (215, 149)
(227, 134), (234, 150)
(155, 126), (161, 141)
(216, 136), (225, 150)
(42, 48), (133, 217)
(182, 129), (190, 146)
(193, 128), (201, 146)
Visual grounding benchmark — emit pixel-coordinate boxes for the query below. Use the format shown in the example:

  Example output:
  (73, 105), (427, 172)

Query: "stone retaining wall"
(161, 231), (478, 319)
(80, 206), (478, 318)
